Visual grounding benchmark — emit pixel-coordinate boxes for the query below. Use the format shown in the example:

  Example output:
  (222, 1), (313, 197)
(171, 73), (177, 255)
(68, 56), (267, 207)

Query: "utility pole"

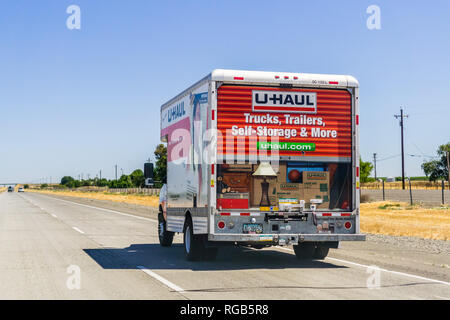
(447, 150), (450, 190)
(99, 170), (102, 180)
(394, 108), (408, 190)
(373, 153), (377, 180)
(115, 165), (118, 181)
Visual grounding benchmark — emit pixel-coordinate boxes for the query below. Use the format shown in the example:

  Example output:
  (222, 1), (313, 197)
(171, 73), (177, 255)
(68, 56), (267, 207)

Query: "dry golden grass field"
(360, 201), (449, 240)
(29, 189), (449, 240)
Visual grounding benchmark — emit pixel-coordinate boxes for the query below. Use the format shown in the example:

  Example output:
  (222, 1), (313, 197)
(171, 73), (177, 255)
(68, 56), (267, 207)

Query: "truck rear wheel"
(313, 245), (329, 260)
(183, 217), (204, 261)
(293, 243), (315, 259)
(158, 213), (174, 247)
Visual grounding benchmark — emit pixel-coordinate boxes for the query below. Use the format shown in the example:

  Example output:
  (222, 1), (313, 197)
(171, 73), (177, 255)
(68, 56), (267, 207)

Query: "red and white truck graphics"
(160, 69), (364, 261)
(217, 86), (352, 160)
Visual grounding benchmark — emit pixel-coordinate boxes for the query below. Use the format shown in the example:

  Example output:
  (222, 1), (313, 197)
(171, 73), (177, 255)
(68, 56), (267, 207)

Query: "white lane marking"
(137, 266), (185, 293)
(326, 257), (450, 287)
(51, 214), (57, 218)
(72, 227), (85, 234)
(33, 194), (157, 223)
(274, 246), (450, 287)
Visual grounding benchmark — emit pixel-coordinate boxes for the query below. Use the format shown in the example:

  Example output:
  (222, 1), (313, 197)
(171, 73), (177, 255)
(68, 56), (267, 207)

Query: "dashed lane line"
(72, 226), (85, 234)
(137, 266), (185, 293)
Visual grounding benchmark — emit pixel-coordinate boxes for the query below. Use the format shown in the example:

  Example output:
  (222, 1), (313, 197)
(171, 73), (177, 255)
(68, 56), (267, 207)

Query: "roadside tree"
(154, 144), (167, 184)
(60, 176), (75, 186)
(130, 169), (145, 187)
(421, 142), (450, 181)
(360, 158), (373, 183)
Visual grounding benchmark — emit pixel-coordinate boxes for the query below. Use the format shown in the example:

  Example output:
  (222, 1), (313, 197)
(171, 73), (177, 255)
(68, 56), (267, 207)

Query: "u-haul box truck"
(159, 69), (365, 261)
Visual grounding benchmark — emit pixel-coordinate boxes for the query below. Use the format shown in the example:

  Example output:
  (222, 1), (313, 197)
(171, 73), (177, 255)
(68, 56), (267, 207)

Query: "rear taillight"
(344, 221), (352, 230)
(217, 221), (226, 229)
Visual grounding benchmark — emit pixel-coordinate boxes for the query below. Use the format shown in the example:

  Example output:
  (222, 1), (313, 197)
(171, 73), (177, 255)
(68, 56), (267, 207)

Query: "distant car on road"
(7, 186), (13, 192)
(18, 187), (24, 192)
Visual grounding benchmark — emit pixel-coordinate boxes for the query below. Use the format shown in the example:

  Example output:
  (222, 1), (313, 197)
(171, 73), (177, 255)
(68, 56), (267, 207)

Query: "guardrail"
(104, 187), (160, 195)
(361, 179), (449, 205)
(362, 181), (449, 190)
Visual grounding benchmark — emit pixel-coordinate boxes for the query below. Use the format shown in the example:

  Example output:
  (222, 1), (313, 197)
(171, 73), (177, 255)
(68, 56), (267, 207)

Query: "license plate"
(243, 223), (263, 234)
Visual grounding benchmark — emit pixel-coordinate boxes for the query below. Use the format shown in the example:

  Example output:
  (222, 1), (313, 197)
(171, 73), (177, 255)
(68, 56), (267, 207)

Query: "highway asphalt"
(0, 191), (449, 300)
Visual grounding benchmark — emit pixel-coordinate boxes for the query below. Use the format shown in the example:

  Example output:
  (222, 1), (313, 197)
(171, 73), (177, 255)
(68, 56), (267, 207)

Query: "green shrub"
(378, 203), (401, 210)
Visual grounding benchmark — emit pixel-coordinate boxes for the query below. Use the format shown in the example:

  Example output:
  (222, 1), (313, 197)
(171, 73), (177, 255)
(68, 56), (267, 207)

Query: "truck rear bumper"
(208, 233), (366, 244)
(297, 234), (366, 242)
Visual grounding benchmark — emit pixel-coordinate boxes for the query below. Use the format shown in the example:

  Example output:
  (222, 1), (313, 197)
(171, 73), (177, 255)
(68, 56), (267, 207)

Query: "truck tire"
(313, 245), (329, 260)
(158, 212), (174, 247)
(293, 243), (315, 260)
(183, 217), (204, 261)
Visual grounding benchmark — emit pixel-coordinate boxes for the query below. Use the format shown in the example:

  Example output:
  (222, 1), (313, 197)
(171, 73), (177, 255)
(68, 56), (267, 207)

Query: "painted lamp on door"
(252, 162), (277, 206)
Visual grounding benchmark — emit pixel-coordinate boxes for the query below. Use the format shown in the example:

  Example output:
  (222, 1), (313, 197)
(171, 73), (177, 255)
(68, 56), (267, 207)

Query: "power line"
(377, 154), (401, 162)
(408, 154), (436, 159)
(411, 142), (426, 157)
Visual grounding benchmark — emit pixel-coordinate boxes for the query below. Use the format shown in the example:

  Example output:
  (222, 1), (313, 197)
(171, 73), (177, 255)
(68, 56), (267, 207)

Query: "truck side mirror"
(144, 162), (154, 187)
(144, 162), (154, 180)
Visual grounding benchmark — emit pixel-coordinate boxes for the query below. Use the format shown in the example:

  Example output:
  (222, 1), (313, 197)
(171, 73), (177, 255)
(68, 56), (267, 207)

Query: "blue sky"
(1, 0), (449, 183)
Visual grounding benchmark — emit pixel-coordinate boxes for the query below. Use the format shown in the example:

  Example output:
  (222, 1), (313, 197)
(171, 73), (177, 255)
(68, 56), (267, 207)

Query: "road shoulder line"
(275, 246), (450, 287)
(32, 193), (157, 223)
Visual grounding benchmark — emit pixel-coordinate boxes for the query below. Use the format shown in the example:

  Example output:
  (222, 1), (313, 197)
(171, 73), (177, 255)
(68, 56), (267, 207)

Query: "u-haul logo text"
(167, 101), (186, 123)
(252, 90), (317, 114)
